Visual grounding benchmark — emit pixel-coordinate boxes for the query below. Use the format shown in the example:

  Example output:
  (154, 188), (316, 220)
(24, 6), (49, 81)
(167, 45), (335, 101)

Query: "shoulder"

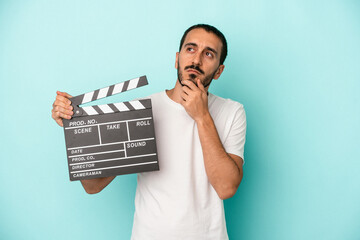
(208, 94), (247, 147)
(209, 93), (245, 115)
(136, 91), (164, 101)
(146, 91), (165, 100)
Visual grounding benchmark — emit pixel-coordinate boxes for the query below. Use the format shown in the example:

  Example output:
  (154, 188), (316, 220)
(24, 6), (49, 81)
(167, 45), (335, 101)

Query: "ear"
(175, 52), (179, 69)
(213, 65), (225, 80)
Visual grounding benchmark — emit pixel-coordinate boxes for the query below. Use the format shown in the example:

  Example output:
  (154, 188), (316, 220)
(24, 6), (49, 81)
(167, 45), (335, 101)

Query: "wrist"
(195, 112), (213, 126)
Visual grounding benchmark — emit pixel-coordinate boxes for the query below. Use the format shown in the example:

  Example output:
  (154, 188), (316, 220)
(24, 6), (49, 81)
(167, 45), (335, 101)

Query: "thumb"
(197, 78), (205, 92)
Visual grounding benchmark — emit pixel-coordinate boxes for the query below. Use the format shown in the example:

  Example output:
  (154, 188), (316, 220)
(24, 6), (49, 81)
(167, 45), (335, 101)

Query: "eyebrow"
(184, 42), (218, 56)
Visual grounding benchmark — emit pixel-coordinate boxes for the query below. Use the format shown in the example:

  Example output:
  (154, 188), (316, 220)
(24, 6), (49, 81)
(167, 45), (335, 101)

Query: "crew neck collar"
(162, 90), (215, 110)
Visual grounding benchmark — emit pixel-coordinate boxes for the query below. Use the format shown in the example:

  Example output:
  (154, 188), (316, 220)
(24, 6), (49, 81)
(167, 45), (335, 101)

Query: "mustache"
(184, 65), (204, 74)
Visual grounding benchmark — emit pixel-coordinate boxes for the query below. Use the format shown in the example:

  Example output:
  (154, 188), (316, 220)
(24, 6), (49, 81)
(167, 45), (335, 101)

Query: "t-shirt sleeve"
(223, 104), (247, 162)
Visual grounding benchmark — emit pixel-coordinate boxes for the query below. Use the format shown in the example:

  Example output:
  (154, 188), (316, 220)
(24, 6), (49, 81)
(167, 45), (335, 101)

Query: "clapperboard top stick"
(70, 75), (151, 117)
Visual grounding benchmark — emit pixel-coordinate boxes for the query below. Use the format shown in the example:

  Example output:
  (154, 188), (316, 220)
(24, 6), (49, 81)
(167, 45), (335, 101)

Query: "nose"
(192, 51), (202, 66)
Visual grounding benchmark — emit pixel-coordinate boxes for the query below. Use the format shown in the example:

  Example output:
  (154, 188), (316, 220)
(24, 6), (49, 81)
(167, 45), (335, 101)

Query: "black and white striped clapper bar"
(63, 76), (159, 181)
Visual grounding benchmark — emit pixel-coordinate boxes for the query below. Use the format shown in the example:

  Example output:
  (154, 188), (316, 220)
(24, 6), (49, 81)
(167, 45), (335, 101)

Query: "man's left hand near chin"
(180, 79), (210, 122)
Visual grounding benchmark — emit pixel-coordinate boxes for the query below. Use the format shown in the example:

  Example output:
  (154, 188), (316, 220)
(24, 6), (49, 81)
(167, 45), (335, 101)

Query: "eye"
(205, 52), (213, 58)
(186, 47), (195, 52)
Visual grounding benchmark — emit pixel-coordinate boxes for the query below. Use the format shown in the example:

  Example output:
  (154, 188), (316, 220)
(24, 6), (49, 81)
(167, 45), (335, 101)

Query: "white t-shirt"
(131, 91), (246, 240)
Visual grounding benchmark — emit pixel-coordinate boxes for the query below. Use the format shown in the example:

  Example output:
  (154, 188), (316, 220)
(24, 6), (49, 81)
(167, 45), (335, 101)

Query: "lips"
(187, 69), (200, 74)
(184, 65), (204, 75)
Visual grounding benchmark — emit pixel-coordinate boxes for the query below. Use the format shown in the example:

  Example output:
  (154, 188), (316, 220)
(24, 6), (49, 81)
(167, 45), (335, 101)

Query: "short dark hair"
(179, 24), (228, 65)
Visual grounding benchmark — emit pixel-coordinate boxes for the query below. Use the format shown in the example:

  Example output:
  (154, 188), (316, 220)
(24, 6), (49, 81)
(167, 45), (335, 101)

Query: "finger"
(180, 96), (187, 106)
(56, 95), (72, 105)
(53, 110), (72, 120)
(54, 105), (74, 116)
(57, 91), (73, 99)
(181, 85), (191, 95)
(53, 99), (73, 110)
(182, 80), (198, 90)
(180, 91), (189, 102)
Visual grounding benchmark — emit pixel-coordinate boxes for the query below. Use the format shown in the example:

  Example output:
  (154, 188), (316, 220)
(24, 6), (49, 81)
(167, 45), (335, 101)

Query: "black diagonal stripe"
(124, 101), (135, 111)
(107, 84), (115, 97)
(71, 94), (84, 106)
(108, 103), (119, 113)
(139, 99), (152, 109)
(81, 110), (89, 116)
(92, 89), (100, 101)
(92, 105), (103, 115)
(122, 80), (130, 92)
(137, 76), (148, 88)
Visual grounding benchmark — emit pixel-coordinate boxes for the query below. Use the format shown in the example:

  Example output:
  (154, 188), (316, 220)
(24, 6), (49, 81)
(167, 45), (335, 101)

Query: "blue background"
(1, 1), (359, 239)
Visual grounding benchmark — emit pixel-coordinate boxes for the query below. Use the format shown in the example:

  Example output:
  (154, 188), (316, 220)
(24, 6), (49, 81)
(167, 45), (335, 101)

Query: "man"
(52, 24), (246, 239)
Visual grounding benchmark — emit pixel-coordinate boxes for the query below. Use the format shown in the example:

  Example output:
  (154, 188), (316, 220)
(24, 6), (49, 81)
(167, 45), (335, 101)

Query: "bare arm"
(52, 91), (115, 194)
(80, 176), (116, 194)
(180, 80), (243, 199)
(196, 114), (243, 199)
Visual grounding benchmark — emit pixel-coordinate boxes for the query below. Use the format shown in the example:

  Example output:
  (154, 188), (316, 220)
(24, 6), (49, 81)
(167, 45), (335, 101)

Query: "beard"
(177, 62), (217, 88)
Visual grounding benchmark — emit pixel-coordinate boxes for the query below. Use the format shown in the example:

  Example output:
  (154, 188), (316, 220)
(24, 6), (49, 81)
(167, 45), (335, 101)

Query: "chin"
(185, 78), (198, 86)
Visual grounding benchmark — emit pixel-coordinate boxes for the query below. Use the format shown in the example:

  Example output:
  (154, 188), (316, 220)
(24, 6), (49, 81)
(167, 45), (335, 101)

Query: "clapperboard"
(63, 76), (159, 181)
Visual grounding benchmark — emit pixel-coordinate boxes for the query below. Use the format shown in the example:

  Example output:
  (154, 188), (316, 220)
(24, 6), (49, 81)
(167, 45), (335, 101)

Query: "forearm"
(196, 113), (242, 199)
(80, 176), (115, 194)
(178, 79), (243, 199)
